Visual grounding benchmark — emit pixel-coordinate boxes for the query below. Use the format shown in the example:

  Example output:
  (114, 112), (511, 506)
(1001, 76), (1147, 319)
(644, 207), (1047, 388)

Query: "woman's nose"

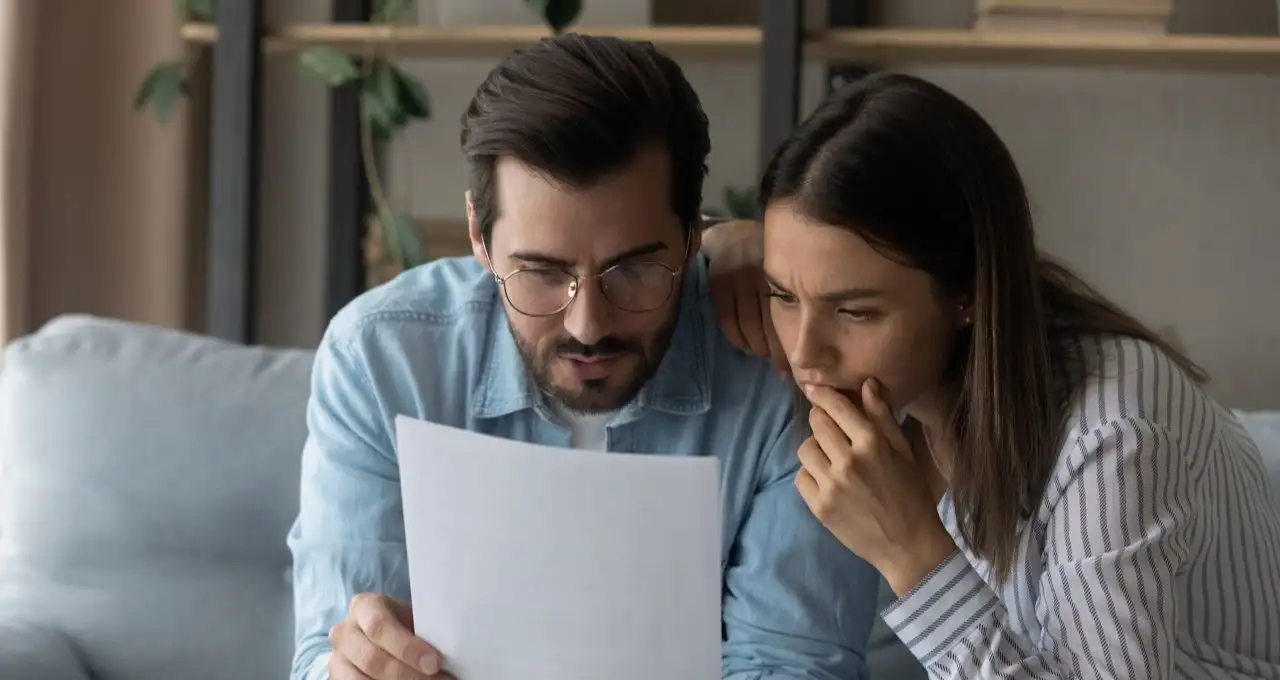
(788, 320), (836, 374)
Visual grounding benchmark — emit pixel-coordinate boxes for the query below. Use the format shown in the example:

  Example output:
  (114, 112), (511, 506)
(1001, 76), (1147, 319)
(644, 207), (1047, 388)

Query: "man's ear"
(687, 223), (703, 262)
(465, 191), (488, 270)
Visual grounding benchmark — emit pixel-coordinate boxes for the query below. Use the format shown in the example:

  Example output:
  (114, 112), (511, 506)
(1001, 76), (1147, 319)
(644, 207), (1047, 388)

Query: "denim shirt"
(287, 255), (880, 680)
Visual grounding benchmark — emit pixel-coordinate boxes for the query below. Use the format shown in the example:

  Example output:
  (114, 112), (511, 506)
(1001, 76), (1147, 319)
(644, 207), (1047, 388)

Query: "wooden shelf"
(817, 28), (1280, 73)
(181, 23), (761, 59)
(182, 22), (1280, 72)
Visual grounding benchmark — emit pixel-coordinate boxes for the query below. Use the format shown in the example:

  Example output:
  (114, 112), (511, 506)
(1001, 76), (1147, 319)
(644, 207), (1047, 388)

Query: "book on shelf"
(974, 0), (1172, 34)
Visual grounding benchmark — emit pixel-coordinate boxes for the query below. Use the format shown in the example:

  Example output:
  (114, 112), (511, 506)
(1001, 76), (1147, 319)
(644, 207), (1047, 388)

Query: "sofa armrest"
(0, 620), (91, 680)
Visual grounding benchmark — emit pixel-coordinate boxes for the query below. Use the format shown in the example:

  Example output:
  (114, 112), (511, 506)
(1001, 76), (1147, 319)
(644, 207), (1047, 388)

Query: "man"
(288, 33), (880, 680)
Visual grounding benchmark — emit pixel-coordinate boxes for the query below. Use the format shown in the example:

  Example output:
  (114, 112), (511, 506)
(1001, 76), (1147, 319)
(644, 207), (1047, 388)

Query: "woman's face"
(763, 201), (966, 417)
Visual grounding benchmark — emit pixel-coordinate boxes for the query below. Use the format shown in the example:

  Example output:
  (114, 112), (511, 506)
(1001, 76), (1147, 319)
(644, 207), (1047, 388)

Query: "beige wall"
(27, 2), (194, 334)
(256, 0), (1280, 409)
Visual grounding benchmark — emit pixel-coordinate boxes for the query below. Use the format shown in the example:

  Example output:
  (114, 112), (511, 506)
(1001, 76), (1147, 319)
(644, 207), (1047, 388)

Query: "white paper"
(395, 415), (722, 680)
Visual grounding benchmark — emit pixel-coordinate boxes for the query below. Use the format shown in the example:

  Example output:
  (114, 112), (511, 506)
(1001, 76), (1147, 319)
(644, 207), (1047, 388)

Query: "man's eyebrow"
(763, 273), (885, 302)
(508, 241), (669, 270)
(600, 241), (668, 270)
(508, 251), (573, 267)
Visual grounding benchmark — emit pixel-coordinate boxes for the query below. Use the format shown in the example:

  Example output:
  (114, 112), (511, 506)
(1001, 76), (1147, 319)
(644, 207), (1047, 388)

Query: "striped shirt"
(882, 334), (1280, 679)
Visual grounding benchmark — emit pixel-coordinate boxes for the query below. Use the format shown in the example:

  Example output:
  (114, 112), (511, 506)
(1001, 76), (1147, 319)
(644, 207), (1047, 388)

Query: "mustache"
(554, 336), (641, 357)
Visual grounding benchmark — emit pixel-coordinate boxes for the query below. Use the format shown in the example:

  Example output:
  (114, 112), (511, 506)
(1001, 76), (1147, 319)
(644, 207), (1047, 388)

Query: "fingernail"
(803, 383), (814, 394)
(420, 652), (440, 674)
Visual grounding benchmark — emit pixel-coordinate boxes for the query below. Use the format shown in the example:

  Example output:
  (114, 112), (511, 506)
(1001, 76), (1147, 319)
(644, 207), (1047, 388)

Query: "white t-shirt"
(546, 400), (615, 451)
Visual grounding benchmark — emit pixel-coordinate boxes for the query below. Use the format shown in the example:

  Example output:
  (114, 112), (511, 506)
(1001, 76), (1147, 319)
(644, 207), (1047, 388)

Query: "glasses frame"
(480, 228), (693, 318)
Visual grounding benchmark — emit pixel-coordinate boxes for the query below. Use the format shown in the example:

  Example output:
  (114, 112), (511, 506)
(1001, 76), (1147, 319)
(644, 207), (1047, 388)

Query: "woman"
(711, 72), (1280, 678)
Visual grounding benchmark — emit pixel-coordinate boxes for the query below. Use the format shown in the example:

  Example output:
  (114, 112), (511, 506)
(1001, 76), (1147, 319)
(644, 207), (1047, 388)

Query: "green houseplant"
(136, 0), (584, 279)
(722, 185), (760, 220)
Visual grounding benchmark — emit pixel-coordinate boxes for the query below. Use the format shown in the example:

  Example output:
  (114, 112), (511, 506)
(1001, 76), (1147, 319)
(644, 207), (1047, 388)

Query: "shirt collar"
(471, 255), (714, 420)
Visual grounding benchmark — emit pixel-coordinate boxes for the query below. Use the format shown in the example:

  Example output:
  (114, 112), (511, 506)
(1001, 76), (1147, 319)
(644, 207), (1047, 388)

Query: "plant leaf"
(376, 210), (423, 269)
(391, 212), (424, 268)
(371, 0), (415, 22)
(299, 46), (361, 87)
(174, 0), (217, 21)
(524, 0), (583, 34)
(360, 86), (397, 143)
(373, 60), (409, 129)
(391, 66), (431, 120)
(376, 209), (399, 262)
(723, 186), (761, 219)
(134, 60), (187, 123)
(361, 64), (406, 144)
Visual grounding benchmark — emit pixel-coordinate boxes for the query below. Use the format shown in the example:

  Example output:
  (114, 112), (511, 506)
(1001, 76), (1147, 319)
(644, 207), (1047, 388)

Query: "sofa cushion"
(0, 315), (315, 680)
(1235, 409), (1280, 493)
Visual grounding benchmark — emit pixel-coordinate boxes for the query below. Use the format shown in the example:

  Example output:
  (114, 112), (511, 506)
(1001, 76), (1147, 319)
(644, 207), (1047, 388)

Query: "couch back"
(1, 315), (1278, 680)
(0, 316), (315, 680)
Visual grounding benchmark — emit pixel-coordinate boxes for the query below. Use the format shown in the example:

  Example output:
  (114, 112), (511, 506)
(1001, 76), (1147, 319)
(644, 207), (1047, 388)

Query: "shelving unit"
(190, 0), (1280, 344)
(183, 21), (1280, 71)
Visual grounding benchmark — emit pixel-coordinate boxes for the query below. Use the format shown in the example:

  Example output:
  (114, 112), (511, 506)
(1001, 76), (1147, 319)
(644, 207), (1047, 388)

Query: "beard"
(509, 306), (681, 414)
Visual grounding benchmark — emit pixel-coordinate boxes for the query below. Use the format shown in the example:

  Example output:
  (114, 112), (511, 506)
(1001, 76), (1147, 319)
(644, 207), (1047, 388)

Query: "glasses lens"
(601, 263), (676, 312)
(504, 269), (575, 316)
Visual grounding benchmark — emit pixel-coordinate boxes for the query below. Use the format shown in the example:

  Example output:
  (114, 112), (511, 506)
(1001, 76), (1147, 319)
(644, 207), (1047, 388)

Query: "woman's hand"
(702, 220), (788, 374)
(796, 379), (958, 598)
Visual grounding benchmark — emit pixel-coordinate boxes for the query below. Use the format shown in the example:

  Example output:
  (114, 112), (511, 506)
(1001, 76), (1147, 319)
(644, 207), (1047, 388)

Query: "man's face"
(470, 146), (700, 413)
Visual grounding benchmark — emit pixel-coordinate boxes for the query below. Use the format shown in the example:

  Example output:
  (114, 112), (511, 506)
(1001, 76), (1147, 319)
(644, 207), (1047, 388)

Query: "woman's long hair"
(760, 73), (1207, 583)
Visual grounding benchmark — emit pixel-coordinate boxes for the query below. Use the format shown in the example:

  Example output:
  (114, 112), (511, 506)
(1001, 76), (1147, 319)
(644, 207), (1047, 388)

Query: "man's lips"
(561, 353), (621, 363)
(560, 353), (626, 380)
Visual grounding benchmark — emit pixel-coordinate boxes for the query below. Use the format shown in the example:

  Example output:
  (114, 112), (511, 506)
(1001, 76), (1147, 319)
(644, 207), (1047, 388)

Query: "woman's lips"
(798, 380), (863, 404)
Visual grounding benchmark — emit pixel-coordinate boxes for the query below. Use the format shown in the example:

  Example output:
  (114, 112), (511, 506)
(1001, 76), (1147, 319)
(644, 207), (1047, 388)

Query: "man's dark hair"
(461, 33), (711, 245)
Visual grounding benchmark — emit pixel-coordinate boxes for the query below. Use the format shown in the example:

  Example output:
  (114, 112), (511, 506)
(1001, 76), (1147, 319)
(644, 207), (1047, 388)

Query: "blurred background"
(0, 0), (1277, 409)
(1, 5), (1279, 680)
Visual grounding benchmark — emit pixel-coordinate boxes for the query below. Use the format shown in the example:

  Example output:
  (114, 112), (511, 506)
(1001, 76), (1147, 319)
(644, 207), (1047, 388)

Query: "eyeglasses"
(481, 233), (690, 317)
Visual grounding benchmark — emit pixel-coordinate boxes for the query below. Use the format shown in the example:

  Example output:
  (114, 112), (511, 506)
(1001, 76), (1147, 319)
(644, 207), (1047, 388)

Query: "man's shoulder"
(325, 256), (496, 348)
(688, 296), (797, 439)
(314, 257), (498, 424)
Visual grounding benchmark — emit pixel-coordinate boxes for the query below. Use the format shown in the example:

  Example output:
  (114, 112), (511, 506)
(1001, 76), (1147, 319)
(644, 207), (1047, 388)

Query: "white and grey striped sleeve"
(880, 417), (1197, 679)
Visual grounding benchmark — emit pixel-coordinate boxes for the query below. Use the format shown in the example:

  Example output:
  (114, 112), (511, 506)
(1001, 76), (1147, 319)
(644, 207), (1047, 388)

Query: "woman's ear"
(955, 296), (973, 328)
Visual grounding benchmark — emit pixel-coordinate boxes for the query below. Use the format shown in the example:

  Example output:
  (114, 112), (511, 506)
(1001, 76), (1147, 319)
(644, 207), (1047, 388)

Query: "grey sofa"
(1, 315), (1277, 680)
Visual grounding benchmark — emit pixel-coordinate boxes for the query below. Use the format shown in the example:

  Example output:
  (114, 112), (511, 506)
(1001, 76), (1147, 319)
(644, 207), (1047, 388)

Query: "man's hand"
(329, 593), (454, 680)
(703, 219), (788, 373)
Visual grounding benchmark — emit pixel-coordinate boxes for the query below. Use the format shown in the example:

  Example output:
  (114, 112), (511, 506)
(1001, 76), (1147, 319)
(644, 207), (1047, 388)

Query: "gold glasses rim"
(480, 231), (693, 317)
(494, 261), (683, 317)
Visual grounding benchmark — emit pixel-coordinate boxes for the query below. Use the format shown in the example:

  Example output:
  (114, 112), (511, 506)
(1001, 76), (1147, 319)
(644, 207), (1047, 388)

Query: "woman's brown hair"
(759, 72), (1207, 583)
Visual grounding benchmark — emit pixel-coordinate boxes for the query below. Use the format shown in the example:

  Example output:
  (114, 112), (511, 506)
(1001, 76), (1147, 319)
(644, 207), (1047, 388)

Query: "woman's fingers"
(804, 384), (876, 447)
(797, 435), (832, 479)
(808, 407), (849, 464)
(861, 378), (912, 455)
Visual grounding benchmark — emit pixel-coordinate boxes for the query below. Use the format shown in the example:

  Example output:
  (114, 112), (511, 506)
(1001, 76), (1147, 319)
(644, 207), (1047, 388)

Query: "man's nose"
(561, 278), (612, 346)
